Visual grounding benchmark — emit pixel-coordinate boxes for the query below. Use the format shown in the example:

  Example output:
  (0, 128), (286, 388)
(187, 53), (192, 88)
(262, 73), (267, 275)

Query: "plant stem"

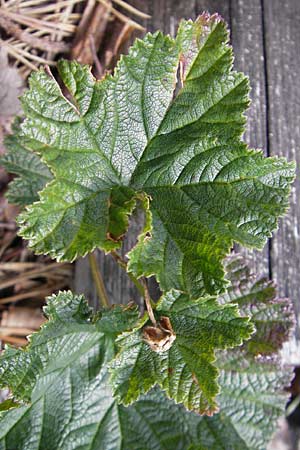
(141, 278), (157, 326)
(110, 251), (156, 325)
(286, 394), (300, 417)
(128, 272), (145, 296)
(88, 253), (109, 308)
(111, 250), (145, 296)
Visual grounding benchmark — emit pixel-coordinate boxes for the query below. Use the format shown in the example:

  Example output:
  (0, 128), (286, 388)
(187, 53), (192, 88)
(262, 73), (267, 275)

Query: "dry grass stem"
(112, 0), (150, 19)
(0, 0), (149, 76)
(0, 326), (36, 336)
(98, 0), (145, 30)
(0, 262), (72, 290)
(0, 335), (28, 345)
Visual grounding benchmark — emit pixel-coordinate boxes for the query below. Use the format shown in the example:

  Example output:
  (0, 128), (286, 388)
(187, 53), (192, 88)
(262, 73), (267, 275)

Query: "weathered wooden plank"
(263, 0), (300, 338)
(230, 0), (270, 277)
(195, 0), (229, 21)
(148, 0), (196, 34)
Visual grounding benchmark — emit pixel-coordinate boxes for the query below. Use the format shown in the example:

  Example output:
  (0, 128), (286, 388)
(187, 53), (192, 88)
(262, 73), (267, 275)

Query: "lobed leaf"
(16, 14), (295, 296)
(0, 292), (196, 450)
(109, 290), (254, 414)
(0, 291), (291, 450)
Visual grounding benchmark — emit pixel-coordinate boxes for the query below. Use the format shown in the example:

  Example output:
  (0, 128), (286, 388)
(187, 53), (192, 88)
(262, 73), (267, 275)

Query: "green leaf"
(0, 292), (223, 450)
(220, 254), (294, 355)
(0, 292), (197, 450)
(0, 292), (290, 450)
(17, 14), (294, 296)
(0, 291), (93, 402)
(1, 131), (52, 207)
(0, 292), (184, 450)
(17, 33), (179, 260)
(0, 388), (201, 450)
(110, 290), (254, 414)
(207, 351), (291, 450)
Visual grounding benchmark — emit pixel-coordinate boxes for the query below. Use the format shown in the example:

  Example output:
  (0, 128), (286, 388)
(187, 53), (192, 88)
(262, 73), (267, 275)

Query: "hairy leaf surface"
(221, 255), (294, 355)
(190, 353), (288, 450)
(17, 14), (295, 296)
(210, 351), (291, 450)
(110, 290), (253, 414)
(0, 292), (192, 450)
(0, 292), (290, 450)
(1, 132), (52, 206)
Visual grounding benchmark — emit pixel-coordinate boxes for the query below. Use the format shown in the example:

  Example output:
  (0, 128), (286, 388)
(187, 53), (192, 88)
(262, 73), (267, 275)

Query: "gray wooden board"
(230, 0), (270, 277)
(74, 0), (300, 341)
(263, 0), (300, 339)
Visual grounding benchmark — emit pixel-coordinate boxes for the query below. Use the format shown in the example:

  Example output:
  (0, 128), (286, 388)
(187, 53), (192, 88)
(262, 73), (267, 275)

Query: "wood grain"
(230, 0), (270, 278)
(263, 0), (300, 338)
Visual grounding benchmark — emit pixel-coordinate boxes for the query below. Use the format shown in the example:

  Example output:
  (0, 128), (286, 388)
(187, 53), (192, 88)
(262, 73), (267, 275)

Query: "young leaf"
(109, 290), (254, 415)
(1, 132), (52, 207)
(17, 14), (295, 296)
(220, 254), (294, 355)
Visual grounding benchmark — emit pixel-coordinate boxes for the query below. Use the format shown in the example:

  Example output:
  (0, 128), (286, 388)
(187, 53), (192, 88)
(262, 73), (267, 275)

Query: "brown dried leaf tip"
(142, 316), (176, 353)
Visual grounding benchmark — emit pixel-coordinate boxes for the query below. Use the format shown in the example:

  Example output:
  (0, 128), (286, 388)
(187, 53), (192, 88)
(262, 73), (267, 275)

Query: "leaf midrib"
(130, 77), (247, 185)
